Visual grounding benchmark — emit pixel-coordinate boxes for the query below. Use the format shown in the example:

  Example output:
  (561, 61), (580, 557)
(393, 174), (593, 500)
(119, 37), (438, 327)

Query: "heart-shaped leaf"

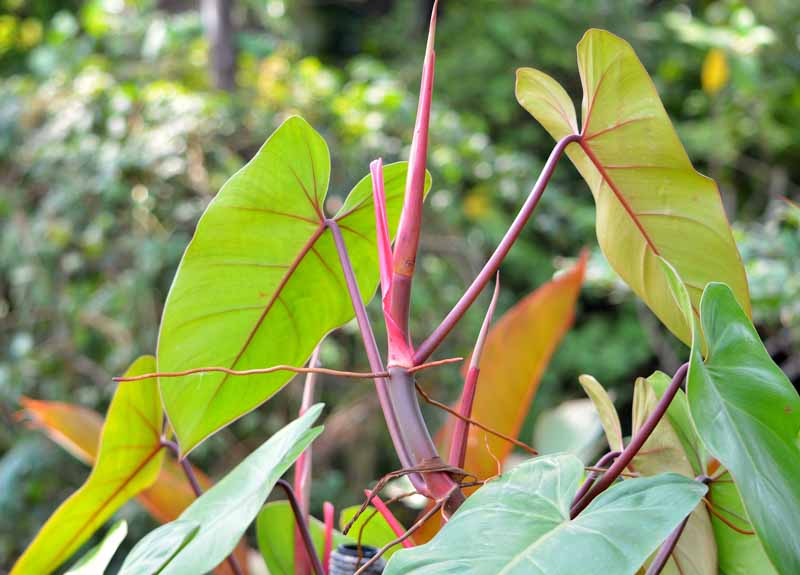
(631, 374), (716, 575)
(12, 357), (164, 575)
(120, 404), (324, 575)
(686, 283), (800, 574)
(158, 116), (428, 454)
(516, 29), (749, 346)
(385, 453), (706, 574)
(65, 520), (127, 575)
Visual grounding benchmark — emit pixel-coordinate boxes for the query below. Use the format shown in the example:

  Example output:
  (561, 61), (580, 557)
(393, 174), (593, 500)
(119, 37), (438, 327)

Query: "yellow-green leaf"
(631, 374), (716, 575)
(12, 356), (164, 575)
(516, 29), (749, 346)
(577, 374), (623, 452)
(157, 116), (428, 454)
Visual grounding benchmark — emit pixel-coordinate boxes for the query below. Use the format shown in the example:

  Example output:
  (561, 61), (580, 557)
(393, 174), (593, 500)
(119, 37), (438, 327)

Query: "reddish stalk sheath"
(323, 501), (334, 574)
(645, 514), (690, 575)
(390, 1), (438, 337)
(571, 363), (689, 517)
(327, 219), (419, 487)
(413, 133), (581, 365)
(364, 490), (415, 548)
(276, 479), (324, 575)
(448, 276), (500, 468)
(294, 346), (321, 575)
(160, 439), (243, 575)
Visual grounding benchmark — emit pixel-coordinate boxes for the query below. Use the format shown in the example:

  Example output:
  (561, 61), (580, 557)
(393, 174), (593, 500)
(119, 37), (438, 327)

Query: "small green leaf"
(65, 520), (127, 575)
(578, 374), (624, 452)
(339, 505), (403, 558)
(12, 357), (164, 575)
(687, 284), (800, 575)
(120, 404), (324, 575)
(256, 501), (403, 574)
(158, 116), (428, 453)
(256, 501), (348, 575)
(385, 454), (706, 575)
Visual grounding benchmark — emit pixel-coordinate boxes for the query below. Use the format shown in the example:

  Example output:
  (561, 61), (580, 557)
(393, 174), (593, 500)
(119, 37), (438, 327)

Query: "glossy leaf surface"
(12, 357), (164, 575)
(438, 253), (586, 481)
(385, 453), (706, 574)
(516, 29), (749, 346)
(631, 374), (716, 575)
(65, 520), (127, 575)
(687, 283), (800, 574)
(158, 116), (427, 453)
(120, 404), (324, 575)
(577, 374), (623, 452)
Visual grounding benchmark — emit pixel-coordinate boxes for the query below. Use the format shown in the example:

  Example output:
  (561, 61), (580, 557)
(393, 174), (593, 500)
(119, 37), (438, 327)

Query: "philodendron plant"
(13, 4), (800, 575)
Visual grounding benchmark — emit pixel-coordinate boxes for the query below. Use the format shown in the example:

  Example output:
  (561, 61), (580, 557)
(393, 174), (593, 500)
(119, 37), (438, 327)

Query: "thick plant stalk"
(571, 363), (689, 517)
(161, 439), (243, 575)
(414, 133), (581, 364)
(570, 451), (620, 512)
(388, 1), (439, 363)
(329, 220), (462, 506)
(448, 276), (500, 468)
(294, 346), (321, 575)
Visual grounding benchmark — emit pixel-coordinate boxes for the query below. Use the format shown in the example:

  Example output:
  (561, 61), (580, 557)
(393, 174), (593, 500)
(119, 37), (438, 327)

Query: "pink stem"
(323, 501), (335, 574)
(389, 0), (438, 365)
(294, 345), (321, 575)
(448, 275), (500, 468)
(413, 134), (581, 365)
(365, 490), (415, 548)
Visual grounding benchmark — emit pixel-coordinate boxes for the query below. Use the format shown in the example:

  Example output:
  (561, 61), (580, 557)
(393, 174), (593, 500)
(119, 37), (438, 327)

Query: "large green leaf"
(631, 375), (716, 575)
(686, 283), (800, 574)
(515, 29), (749, 346)
(256, 502), (402, 574)
(158, 116), (428, 454)
(12, 357), (164, 575)
(385, 453), (706, 575)
(119, 404), (324, 575)
(65, 520), (127, 575)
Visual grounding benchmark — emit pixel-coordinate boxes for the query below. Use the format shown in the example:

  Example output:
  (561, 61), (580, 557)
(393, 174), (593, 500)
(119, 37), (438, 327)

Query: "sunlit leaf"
(577, 374), (623, 452)
(117, 520), (199, 575)
(120, 404), (324, 575)
(385, 454), (707, 575)
(516, 29), (749, 346)
(631, 374), (716, 575)
(12, 357), (164, 575)
(686, 283), (800, 574)
(339, 504), (404, 558)
(158, 116), (428, 453)
(65, 520), (127, 575)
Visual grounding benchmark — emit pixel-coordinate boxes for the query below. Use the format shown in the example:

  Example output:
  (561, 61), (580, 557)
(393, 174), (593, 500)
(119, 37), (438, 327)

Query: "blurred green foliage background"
(1, 0), (798, 571)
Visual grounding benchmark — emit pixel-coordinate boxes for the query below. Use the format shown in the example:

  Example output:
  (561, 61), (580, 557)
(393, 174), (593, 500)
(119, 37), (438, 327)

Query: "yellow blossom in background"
(702, 48), (729, 95)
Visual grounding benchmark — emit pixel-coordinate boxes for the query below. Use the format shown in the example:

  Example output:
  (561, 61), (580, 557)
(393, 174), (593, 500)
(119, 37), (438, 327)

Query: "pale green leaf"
(120, 404), (324, 575)
(578, 374), (624, 452)
(385, 453), (706, 574)
(65, 520), (127, 575)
